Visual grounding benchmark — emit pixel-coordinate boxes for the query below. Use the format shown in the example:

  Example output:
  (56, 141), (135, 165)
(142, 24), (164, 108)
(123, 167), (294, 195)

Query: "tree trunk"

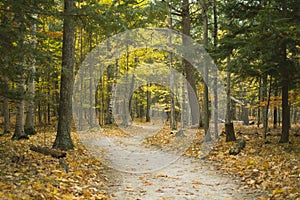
(30, 145), (66, 158)
(201, 0), (210, 139)
(25, 18), (37, 135)
(225, 123), (235, 142)
(182, 0), (199, 126)
(262, 74), (268, 130)
(240, 84), (249, 125)
(273, 86), (278, 128)
(3, 75), (10, 134)
(212, 0), (218, 137)
(167, 11), (177, 130)
(256, 77), (261, 127)
(146, 84), (151, 122)
(12, 73), (28, 140)
(53, 0), (75, 150)
(25, 66), (36, 134)
(280, 78), (289, 143)
(225, 56), (236, 142)
(88, 34), (94, 128)
(264, 76), (272, 139)
(279, 0), (289, 143)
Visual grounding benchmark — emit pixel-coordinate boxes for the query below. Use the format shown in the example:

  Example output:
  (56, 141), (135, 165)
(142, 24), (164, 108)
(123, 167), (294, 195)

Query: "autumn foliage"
(0, 130), (109, 199)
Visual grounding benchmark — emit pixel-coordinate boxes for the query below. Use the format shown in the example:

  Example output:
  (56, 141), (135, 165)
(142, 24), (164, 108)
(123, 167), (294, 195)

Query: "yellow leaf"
(192, 180), (203, 185)
(272, 189), (284, 195)
(83, 188), (91, 197)
(248, 160), (255, 165)
(53, 187), (58, 195)
(62, 193), (73, 200)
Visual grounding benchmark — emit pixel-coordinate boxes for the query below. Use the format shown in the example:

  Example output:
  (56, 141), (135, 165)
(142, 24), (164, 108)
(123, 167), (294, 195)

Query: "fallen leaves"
(0, 130), (109, 199)
(206, 125), (300, 199)
(143, 124), (300, 199)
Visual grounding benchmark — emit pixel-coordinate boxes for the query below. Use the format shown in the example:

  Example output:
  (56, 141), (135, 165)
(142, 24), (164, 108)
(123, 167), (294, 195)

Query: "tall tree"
(2, 75), (10, 134)
(12, 67), (28, 140)
(53, 0), (75, 150)
(200, 0), (210, 139)
(225, 56), (236, 142)
(182, 0), (199, 127)
(12, 5), (29, 140)
(25, 15), (37, 135)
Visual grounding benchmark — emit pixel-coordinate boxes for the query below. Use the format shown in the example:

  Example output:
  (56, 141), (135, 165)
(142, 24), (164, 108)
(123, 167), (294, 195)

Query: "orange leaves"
(205, 125), (300, 199)
(0, 131), (109, 200)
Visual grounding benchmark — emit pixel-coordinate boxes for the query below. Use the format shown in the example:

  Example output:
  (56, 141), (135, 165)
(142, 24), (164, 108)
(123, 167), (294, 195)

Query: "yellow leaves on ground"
(207, 125), (300, 199)
(143, 124), (300, 199)
(0, 130), (109, 200)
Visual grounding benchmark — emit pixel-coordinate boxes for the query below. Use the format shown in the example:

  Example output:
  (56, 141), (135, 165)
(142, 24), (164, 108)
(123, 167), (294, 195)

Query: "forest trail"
(80, 125), (258, 200)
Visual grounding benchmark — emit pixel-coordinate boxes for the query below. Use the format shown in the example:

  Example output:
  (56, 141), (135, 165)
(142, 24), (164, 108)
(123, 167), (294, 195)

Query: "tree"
(200, 0), (210, 139)
(53, 0), (75, 150)
(182, 0), (199, 127)
(12, 68), (28, 140)
(25, 15), (37, 135)
(218, 0), (300, 143)
(225, 56), (236, 142)
(2, 75), (10, 134)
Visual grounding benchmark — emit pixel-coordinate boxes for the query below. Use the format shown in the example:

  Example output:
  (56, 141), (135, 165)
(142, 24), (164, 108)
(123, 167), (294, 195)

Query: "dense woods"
(0, 0), (299, 199)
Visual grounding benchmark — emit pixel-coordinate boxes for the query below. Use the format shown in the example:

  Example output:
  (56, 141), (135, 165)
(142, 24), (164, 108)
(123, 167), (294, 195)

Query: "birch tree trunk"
(12, 72), (28, 140)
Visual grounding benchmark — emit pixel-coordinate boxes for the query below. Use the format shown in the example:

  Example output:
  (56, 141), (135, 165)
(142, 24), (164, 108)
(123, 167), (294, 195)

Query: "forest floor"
(80, 125), (262, 200)
(0, 123), (299, 199)
(141, 123), (300, 200)
(0, 127), (110, 199)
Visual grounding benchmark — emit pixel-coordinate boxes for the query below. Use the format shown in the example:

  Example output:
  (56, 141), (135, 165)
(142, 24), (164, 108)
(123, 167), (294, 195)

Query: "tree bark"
(3, 75), (10, 134)
(201, 0), (210, 139)
(12, 73), (28, 140)
(225, 56), (236, 142)
(182, 0), (199, 126)
(212, 0), (218, 137)
(264, 75), (272, 139)
(279, 0), (289, 143)
(167, 10), (177, 130)
(146, 84), (151, 122)
(257, 77), (261, 127)
(25, 19), (37, 135)
(273, 86), (278, 128)
(262, 74), (268, 132)
(53, 0), (75, 150)
(30, 145), (66, 158)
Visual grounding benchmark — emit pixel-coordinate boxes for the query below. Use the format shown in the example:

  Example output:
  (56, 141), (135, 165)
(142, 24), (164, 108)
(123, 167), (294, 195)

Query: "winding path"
(80, 125), (257, 200)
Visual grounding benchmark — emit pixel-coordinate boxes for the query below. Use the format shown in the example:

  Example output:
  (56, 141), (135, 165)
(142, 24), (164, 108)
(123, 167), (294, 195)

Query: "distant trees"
(0, 0), (299, 148)
(217, 0), (300, 143)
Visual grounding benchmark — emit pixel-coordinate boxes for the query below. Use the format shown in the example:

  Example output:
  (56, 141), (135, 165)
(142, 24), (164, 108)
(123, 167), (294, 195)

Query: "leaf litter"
(2, 124), (298, 199)
(0, 129), (109, 200)
(144, 124), (300, 199)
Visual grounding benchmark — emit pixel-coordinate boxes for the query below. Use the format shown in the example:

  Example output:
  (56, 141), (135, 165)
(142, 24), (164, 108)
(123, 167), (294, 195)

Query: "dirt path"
(81, 125), (258, 200)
